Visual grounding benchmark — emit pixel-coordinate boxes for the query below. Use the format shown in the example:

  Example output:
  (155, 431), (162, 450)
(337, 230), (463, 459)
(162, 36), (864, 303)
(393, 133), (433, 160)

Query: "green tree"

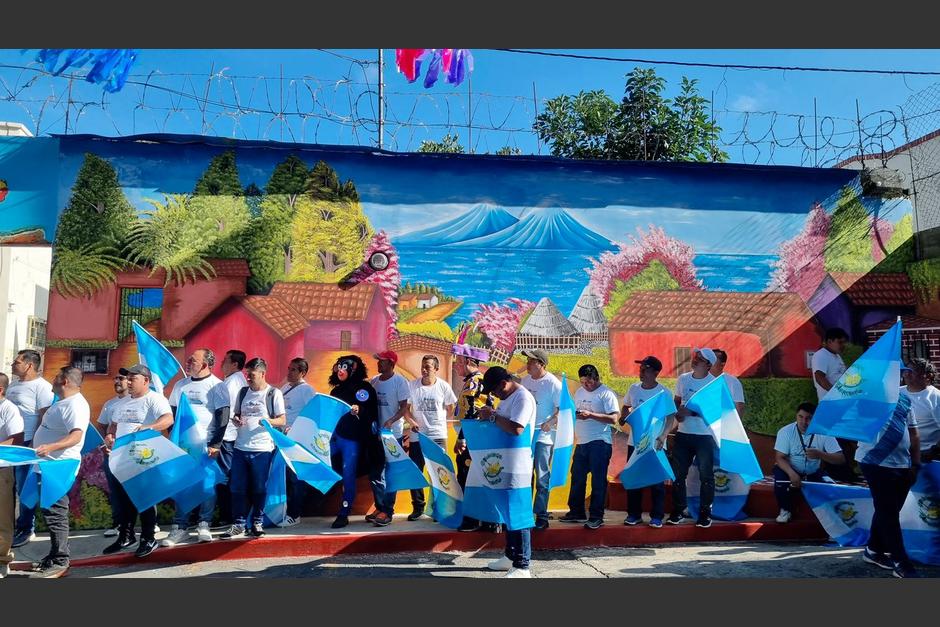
(55, 153), (136, 253)
(289, 196), (373, 281)
(417, 134), (465, 154)
(874, 212), (915, 273)
(534, 68), (727, 162)
(193, 150), (243, 196)
(495, 146), (522, 156)
(603, 260), (680, 320)
(188, 151), (251, 259)
(825, 187), (875, 273)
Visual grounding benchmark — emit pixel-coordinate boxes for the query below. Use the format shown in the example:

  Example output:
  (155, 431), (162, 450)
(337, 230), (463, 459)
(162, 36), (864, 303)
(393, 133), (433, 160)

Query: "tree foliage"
(770, 203), (831, 300)
(824, 187), (878, 273)
(193, 150), (243, 196)
(50, 243), (125, 299)
(417, 134), (465, 154)
(289, 196), (372, 282)
(603, 260), (680, 320)
(55, 153), (135, 253)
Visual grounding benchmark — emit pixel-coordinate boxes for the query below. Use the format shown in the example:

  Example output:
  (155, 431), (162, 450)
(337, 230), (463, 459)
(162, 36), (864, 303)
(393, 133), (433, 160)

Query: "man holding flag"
(96, 373), (130, 538)
(0, 371), (25, 579)
(206, 349), (248, 526)
(519, 349), (561, 531)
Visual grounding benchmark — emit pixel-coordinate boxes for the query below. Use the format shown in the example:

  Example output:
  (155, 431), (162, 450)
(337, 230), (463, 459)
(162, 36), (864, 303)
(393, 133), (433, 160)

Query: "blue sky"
(1, 49), (939, 166)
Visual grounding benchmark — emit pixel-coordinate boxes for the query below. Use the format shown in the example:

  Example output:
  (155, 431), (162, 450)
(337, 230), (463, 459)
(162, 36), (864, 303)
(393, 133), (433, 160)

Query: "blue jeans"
(533, 441), (554, 521)
(670, 432), (717, 518)
(103, 454), (124, 528)
(231, 449), (274, 527)
(372, 436), (403, 516)
(15, 439), (35, 534)
(331, 435), (361, 516)
(174, 494), (216, 527)
(567, 440), (613, 521)
(505, 528), (531, 569)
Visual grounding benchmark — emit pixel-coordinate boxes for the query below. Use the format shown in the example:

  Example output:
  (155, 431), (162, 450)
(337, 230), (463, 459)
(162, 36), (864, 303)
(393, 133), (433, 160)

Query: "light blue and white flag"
(462, 419), (534, 530)
(0, 444), (43, 467)
(109, 429), (202, 511)
(686, 463), (750, 521)
(287, 394), (348, 464)
(900, 461), (940, 565)
(808, 320), (902, 443)
(418, 432), (463, 529)
(261, 420), (341, 494)
(620, 390), (676, 489)
(169, 395), (226, 514)
(802, 481), (873, 547)
(131, 320), (183, 393)
(263, 452), (288, 527)
(1, 446), (82, 509)
(381, 430), (428, 492)
(80, 423), (105, 456)
(549, 374), (576, 489)
(686, 374), (763, 484)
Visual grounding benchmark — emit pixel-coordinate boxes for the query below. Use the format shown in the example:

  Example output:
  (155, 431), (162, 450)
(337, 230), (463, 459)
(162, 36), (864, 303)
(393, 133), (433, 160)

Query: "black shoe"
(11, 529), (35, 548)
(892, 561), (920, 578)
(534, 518), (550, 530)
(695, 516), (712, 529)
(479, 522), (501, 533)
(559, 512), (588, 523)
(31, 560), (69, 578)
(331, 515), (349, 529)
(584, 518), (604, 530)
(407, 509), (424, 521)
(666, 513), (686, 525)
(862, 547), (895, 570)
(249, 524), (266, 538)
(134, 539), (158, 558)
(103, 533), (137, 555)
(220, 524), (246, 539)
(458, 520), (481, 532)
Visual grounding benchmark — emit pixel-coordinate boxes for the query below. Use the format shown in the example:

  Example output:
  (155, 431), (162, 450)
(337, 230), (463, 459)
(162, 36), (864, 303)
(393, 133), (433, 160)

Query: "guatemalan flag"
(549, 375), (576, 489)
(900, 461), (940, 565)
(169, 395), (226, 514)
(461, 419), (534, 531)
(686, 462), (750, 521)
(686, 374), (763, 484)
(381, 430), (428, 492)
(131, 320), (183, 394)
(0, 446), (82, 509)
(619, 390), (676, 489)
(263, 452), (289, 527)
(801, 481), (874, 547)
(417, 432), (464, 529)
(287, 394), (348, 464)
(808, 320), (902, 443)
(109, 429), (202, 510)
(261, 420), (342, 494)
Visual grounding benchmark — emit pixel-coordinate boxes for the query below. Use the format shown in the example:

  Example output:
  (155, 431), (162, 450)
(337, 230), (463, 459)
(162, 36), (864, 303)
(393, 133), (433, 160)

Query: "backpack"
(235, 385), (277, 419)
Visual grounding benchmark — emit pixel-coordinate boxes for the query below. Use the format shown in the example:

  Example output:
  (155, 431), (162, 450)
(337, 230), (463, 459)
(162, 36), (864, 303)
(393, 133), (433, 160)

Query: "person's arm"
(385, 400), (409, 429)
(146, 411), (175, 434)
(656, 415), (677, 449)
(813, 371), (833, 392)
(0, 430), (23, 446)
(268, 413), (287, 427)
(34, 429), (82, 457)
(618, 403), (632, 427)
(735, 401), (746, 418)
(775, 451), (803, 487)
(805, 447), (845, 465)
(910, 427), (922, 483)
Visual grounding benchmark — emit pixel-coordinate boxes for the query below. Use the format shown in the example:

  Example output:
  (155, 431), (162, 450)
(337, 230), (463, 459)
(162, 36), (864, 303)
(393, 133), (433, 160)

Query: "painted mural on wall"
(0, 133), (932, 526)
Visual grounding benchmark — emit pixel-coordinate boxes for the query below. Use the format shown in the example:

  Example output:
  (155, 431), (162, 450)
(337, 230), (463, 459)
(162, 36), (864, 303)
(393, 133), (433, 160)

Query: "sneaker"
(534, 518), (549, 531)
(331, 515), (349, 529)
(365, 512), (379, 523)
(776, 509), (792, 524)
(196, 521), (213, 543)
(160, 526), (189, 547)
(862, 547), (895, 570)
(102, 533), (137, 555)
(153, 525), (161, 534)
(407, 509), (424, 521)
(31, 561), (69, 579)
(559, 512), (588, 524)
(892, 561), (920, 578)
(458, 519), (482, 532)
(623, 515), (642, 526)
(649, 518), (663, 528)
(277, 515), (300, 528)
(487, 555), (513, 571)
(11, 530), (35, 548)
(695, 516), (713, 529)
(249, 524), (266, 538)
(0, 563), (9, 578)
(505, 567), (532, 578)
(584, 518), (604, 530)
(373, 512), (392, 527)
(103, 527), (119, 537)
(480, 522), (502, 533)
(220, 524), (247, 540)
(666, 513), (686, 525)
(135, 539), (158, 558)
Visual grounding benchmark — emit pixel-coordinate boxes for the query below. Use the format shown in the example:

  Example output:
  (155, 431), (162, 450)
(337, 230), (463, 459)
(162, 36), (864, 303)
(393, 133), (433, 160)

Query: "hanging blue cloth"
(32, 49), (139, 92)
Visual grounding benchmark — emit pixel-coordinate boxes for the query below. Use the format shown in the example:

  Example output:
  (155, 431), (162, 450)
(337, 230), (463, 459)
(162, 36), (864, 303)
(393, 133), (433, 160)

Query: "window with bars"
(118, 288), (163, 340)
(674, 346), (692, 376)
(71, 349), (109, 374)
(26, 316), (46, 349)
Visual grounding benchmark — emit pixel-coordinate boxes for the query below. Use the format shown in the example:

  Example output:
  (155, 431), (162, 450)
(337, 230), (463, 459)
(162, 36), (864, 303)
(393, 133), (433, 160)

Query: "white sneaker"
(505, 567), (532, 578)
(160, 527), (190, 547)
(103, 527), (119, 537)
(154, 524), (161, 534)
(0, 563), (9, 578)
(196, 521), (213, 543)
(487, 555), (513, 571)
(276, 515), (299, 528)
(776, 509), (792, 524)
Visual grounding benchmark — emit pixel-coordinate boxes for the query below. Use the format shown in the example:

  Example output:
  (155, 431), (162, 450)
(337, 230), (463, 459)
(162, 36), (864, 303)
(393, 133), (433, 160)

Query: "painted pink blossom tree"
(343, 230), (401, 341)
(870, 216), (895, 264)
(471, 297), (536, 353)
(770, 203), (831, 301)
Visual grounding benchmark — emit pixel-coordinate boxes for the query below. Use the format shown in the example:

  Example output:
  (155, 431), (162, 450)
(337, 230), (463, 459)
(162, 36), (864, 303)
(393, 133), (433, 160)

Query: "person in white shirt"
(519, 349), (561, 530)
(619, 356), (673, 528)
(405, 355), (457, 520)
(162, 348), (223, 547)
(205, 349), (248, 527)
(772, 402), (844, 523)
(7, 349), (54, 549)
(710, 349), (746, 418)
(97, 374), (130, 538)
(29, 366), (91, 578)
(669, 348), (718, 528)
(901, 358), (940, 462)
(281, 357), (317, 528)
(220, 357), (286, 540)
(367, 350), (411, 527)
(102, 364), (174, 559)
(811, 328), (849, 401)
(0, 372), (25, 579)
(559, 364), (619, 530)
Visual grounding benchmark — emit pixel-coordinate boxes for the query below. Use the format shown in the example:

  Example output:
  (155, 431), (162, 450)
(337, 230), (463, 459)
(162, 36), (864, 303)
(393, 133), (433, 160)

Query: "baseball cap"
(520, 349), (549, 366)
(634, 355), (663, 372)
(373, 350), (399, 365)
(480, 366), (516, 394)
(119, 364), (152, 378)
(693, 348), (717, 365)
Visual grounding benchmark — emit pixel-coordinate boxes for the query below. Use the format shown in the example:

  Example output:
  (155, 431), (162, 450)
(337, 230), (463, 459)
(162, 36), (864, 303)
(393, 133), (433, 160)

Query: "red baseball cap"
(373, 350), (399, 365)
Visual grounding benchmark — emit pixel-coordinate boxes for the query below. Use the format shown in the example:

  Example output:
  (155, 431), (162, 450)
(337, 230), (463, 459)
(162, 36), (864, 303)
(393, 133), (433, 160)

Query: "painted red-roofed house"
(806, 272), (916, 343)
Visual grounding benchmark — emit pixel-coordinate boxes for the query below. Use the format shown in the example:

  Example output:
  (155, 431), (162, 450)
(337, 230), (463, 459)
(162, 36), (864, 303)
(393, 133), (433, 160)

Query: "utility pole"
(378, 49), (385, 149)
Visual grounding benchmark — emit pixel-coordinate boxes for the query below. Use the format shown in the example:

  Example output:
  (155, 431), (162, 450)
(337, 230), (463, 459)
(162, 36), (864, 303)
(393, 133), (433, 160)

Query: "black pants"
(113, 478), (156, 541)
(409, 437), (448, 510)
(41, 494), (70, 566)
(670, 432), (716, 518)
(626, 445), (666, 519)
(215, 440), (235, 524)
(772, 466), (827, 512)
(454, 443), (480, 525)
(861, 463), (913, 564)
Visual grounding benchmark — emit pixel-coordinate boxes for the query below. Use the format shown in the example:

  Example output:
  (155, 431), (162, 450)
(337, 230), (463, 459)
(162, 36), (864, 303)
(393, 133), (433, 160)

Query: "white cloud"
(732, 95), (760, 112)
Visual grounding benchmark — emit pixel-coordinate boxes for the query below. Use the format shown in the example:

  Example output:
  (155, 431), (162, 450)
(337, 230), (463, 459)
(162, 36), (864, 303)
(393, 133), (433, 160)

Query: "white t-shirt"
(31, 393), (90, 461)
(901, 385), (940, 452)
(97, 395), (127, 427)
(6, 376), (54, 441)
(0, 398), (24, 441)
(281, 381), (316, 428)
(521, 372), (562, 446)
(722, 373), (745, 404)
(234, 385), (286, 452)
(855, 402), (919, 469)
(495, 385), (537, 432)
(409, 378), (458, 441)
(574, 384), (620, 445)
(774, 422), (842, 475)
(676, 372), (716, 435)
(111, 391), (173, 439)
(371, 374), (411, 439)
(169, 374), (222, 441)
(207, 371), (249, 442)
(811, 348), (846, 401)
(624, 382), (672, 446)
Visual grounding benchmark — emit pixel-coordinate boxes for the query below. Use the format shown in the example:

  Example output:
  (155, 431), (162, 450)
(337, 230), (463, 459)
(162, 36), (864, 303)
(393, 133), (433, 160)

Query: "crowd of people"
(1, 324), (938, 578)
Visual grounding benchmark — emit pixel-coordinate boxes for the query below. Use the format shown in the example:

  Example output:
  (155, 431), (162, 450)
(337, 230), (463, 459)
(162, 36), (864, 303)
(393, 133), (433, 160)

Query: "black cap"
(119, 364), (152, 379)
(481, 366), (515, 394)
(634, 356), (663, 372)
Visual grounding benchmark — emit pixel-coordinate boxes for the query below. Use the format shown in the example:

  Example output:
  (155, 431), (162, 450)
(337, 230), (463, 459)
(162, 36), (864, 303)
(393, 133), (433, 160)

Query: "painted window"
(340, 330), (352, 350)
(71, 349), (109, 374)
(118, 288), (163, 340)
(26, 315), (46, 349)
(674, 346), (691, 376)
